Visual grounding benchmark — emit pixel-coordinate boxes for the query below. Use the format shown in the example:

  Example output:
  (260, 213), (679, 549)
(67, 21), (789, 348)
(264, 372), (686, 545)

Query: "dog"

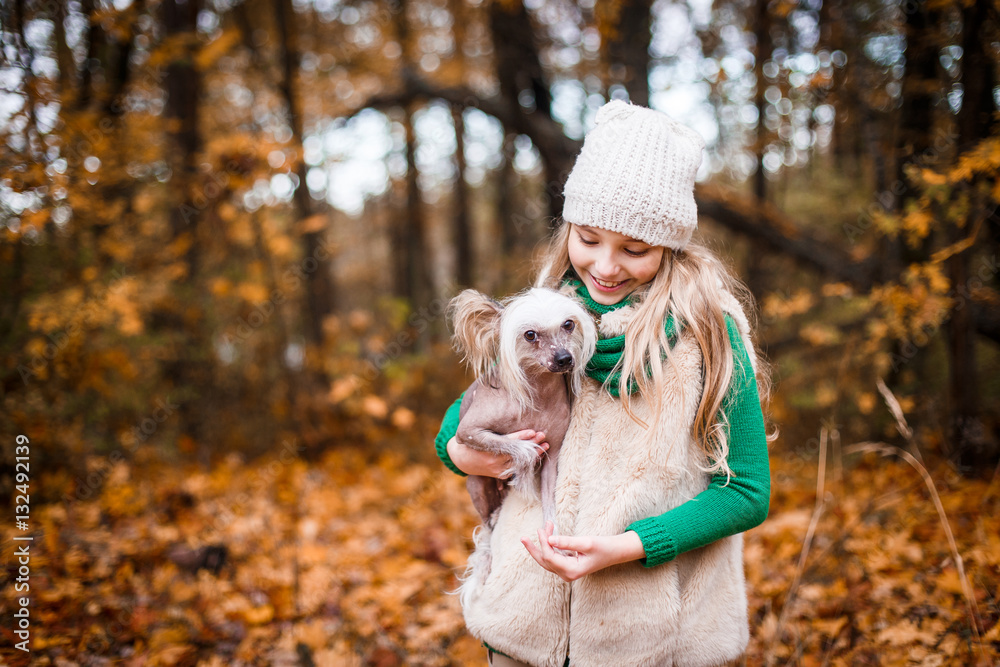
(448, 287), (597, 590)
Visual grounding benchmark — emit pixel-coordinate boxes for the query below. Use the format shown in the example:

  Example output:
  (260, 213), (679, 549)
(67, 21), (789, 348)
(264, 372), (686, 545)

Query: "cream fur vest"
(461, 287), (757, 667)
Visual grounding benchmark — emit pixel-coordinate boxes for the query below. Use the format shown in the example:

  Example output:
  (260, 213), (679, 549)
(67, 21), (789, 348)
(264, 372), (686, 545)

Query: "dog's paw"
(500, 439), (543, 478)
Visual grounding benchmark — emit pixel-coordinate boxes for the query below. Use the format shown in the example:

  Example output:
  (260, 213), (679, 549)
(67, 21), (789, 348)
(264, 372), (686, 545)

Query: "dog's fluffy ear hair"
(448, 289), (502, 379)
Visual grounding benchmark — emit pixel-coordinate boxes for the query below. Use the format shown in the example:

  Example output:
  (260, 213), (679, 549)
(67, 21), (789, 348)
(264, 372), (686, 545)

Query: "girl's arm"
(434, 394), (467, 475)
(434, 392), (550, 478)
(624, 314), (771, 567)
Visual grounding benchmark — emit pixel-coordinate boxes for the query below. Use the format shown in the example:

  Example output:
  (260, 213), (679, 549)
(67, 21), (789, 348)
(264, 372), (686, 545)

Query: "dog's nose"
(554, 349), (573, 369)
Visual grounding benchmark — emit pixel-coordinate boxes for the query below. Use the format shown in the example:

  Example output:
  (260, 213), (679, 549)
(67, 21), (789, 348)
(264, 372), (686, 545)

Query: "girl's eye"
(578, 232), (646, 256)
(524, 331), (537, 342)
(562, 320), (575, 332)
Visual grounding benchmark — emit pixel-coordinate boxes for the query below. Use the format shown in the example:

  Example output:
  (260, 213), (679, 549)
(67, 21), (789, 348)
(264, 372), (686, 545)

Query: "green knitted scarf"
(562, 275), (679, 397)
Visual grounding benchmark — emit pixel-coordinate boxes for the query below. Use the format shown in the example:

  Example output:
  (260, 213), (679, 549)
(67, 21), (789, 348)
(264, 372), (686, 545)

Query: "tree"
(160, 0), (210, 456)
(275, 0), (336, 349)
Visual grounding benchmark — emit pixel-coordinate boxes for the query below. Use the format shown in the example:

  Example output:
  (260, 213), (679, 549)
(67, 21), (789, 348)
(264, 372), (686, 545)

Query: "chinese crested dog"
(448, 287), (597, 595)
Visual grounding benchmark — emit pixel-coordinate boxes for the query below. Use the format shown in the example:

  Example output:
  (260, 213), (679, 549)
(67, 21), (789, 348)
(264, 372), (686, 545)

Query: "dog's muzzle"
(551, 349), (574, 372)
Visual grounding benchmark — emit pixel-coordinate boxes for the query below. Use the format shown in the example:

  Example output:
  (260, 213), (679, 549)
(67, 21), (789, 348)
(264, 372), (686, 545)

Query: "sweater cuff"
(627, 517), (678, 568)
(434, 393), (467, 476)
(436, 435), (467, 477)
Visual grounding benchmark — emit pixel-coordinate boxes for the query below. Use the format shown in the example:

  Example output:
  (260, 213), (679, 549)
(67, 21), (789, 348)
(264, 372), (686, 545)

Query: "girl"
(434, 100), (773, 667)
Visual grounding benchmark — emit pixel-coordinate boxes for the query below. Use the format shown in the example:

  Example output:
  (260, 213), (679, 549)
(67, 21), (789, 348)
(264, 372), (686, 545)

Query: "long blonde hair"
(534, 219), (776, 477)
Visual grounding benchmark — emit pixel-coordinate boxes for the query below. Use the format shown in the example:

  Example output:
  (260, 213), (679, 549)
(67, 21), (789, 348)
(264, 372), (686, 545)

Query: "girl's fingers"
(538, 523), (559, 558)
(522, 533), (587, 582)
(537, 528), (550, 557)
(549, 535), (586, 559)
(521, 536), (554, 573)
(520, 537), (538, 560)
(548, 534), (584, 553)
(525, 527), (555, 561)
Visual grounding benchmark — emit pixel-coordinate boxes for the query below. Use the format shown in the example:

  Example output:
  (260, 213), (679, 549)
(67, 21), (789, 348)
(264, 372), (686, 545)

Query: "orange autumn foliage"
(2, 433), (998, 666)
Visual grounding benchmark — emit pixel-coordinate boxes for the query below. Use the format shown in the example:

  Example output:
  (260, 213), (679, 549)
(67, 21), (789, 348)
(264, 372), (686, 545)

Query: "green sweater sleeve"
(434, 392), (467, 476)
(626, 315), (771, 567)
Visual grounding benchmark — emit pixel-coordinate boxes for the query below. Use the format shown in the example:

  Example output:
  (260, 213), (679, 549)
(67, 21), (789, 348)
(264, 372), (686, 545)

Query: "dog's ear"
(448, 289), (502, 377)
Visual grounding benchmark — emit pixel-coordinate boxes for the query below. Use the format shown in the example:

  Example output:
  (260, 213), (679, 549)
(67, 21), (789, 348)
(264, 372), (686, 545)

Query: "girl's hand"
(521, 522), (646, 582)
(446, 431), (549, 478)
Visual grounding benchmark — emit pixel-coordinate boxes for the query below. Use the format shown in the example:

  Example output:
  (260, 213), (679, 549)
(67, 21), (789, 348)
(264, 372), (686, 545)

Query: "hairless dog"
(448, 287), (597, 591)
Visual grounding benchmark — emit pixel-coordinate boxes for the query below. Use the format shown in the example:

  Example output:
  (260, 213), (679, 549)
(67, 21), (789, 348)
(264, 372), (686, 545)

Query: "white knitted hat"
(562, 100), (705, 250)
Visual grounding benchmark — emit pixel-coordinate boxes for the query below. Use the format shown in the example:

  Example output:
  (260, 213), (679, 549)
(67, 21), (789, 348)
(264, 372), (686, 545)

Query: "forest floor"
(2, 435), (998, 667)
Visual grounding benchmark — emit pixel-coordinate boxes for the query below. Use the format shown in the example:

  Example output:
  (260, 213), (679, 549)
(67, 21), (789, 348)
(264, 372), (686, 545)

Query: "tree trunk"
(163, 1), (201, 273)
(275, 0), (335, 348)
(887, 2), (941, 277)
(103, 0), (138, 118)
(53, 0), (74, 99)
(401, 98), (431, 308)
(606, 0), (652, 107)
(488, 0), (564, 222)
(77, 0), (103, 112)
(753, 0), (770, 206)
(3, 0), (34, 338)
(498, 131), (518, 258)
(387, 0), (433, 323)
(448, 0), (473, 289)
(881, 1), (942, 402)
(388, 155), (410, 299)
(92, 2), (140, 274)
(957, 1), (995, 153)
(12, 0), (37, 157)
(451, 104), (473, 287)
(820, 0), (854, 169)
(945, 217), (987, 470)
(949, 0), (996, 472)
(745, 0), (772, 298)
(161, 0), (208, 461)
(248, 207), (299, 427)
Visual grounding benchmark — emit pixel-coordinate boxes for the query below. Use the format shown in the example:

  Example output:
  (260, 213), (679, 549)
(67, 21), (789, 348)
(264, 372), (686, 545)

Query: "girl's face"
(567, 224), (665, 306)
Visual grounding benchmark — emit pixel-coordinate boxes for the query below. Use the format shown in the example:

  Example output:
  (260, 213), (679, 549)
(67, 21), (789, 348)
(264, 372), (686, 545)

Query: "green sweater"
(434, 312), (770, 568)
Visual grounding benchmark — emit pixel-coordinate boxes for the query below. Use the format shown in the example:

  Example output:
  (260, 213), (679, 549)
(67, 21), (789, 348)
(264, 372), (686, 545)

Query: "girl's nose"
(595, 250), (620, 277)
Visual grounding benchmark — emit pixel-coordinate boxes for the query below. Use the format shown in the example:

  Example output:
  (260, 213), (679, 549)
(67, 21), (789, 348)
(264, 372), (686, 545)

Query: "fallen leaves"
(748, 448), (1000, 665)
(1, 447), (480, 666)
(2, 439), (997, 666)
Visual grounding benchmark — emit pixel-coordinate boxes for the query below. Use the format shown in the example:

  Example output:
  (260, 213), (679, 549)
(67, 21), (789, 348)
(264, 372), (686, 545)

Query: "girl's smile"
(567, 224), (665, 305)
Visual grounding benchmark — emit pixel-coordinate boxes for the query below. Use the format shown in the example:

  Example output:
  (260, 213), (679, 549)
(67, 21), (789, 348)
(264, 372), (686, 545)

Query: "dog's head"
(449, 287), (597, 410)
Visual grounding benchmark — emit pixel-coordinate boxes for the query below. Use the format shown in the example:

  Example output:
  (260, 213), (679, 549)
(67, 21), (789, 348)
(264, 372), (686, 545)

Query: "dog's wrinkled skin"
(449, 287), (597, 585)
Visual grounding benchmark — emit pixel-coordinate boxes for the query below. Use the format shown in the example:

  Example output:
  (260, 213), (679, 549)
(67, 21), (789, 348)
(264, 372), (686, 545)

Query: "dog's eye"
(524, 330), (537, 342)
(562, 320), (575, 332)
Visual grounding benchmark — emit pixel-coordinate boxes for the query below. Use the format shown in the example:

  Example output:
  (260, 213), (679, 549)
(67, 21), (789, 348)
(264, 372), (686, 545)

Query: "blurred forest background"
(1, 0), (999, 664)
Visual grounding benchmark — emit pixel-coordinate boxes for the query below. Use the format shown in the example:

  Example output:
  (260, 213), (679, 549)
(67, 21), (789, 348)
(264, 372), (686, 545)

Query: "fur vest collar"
(460, 286), (755, 667)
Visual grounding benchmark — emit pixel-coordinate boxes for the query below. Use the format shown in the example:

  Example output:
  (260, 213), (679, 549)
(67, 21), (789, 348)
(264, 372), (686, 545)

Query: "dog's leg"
(456, 426), (540, 483)
(539, 445), (559, 532)
(466, 475), (507, 528)
(540, 441), (575, 557)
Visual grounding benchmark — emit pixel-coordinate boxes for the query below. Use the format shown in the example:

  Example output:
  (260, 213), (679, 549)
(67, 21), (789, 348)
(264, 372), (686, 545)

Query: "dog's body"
(457, 366), (571, 530)
(448, 287), (596, 593)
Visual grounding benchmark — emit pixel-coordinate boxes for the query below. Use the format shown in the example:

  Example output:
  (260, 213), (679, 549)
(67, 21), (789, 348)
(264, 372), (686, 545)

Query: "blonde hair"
(534, 220), (776, 477)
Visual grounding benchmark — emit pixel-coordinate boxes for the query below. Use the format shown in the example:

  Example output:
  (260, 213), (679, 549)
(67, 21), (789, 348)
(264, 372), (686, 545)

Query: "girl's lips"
(590, 274), (629, 292)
